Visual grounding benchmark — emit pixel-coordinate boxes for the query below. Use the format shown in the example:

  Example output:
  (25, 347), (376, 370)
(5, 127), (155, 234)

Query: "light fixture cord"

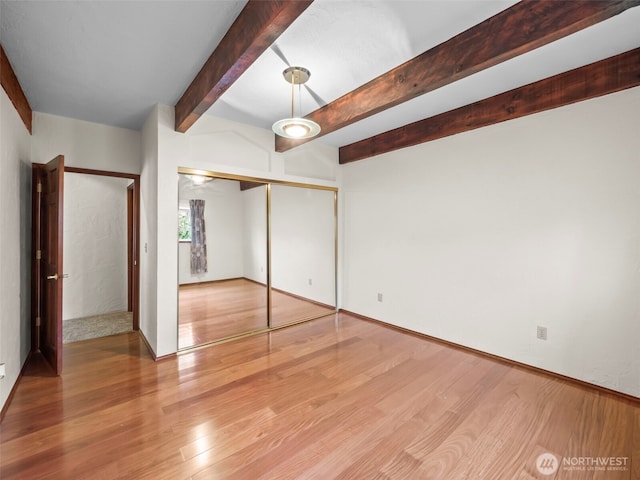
(290, 71), (295, 118)
(298, 82), (303, 118)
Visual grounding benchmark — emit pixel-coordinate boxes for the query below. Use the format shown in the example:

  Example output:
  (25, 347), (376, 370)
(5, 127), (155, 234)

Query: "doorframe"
(127, 183), (135, 315)
(31, 164), (43, 352)
(59, 166), (140, 331)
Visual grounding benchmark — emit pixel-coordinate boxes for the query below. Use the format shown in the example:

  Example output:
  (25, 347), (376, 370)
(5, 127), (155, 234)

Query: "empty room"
(1, 1), (639, 478)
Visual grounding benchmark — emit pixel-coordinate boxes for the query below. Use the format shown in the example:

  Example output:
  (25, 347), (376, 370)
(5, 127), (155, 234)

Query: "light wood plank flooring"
(179, 278), (335, 349)
(1, 313), (638, 479)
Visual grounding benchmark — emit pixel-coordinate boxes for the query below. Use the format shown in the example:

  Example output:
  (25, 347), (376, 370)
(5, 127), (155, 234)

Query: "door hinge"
(36, 250), (42, 260)
(37, 182), (42, 193)
(35, 317), (41, 327)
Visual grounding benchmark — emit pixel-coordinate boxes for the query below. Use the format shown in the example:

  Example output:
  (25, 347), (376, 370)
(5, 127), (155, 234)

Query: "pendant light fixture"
(272, 66), (321, 139)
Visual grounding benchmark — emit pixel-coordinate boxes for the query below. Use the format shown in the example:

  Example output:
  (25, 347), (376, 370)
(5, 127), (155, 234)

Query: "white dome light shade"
(272, 117), (321, 139)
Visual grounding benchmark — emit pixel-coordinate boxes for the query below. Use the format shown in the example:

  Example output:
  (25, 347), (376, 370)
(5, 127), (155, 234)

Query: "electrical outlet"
(308, 278), (312, 286)
(537, 326), (547, 341)
(0, 363), (5, 379)
(377, 293), (383, 302)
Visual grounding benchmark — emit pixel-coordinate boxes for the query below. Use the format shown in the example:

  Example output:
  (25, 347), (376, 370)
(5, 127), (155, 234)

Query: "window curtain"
(190, 199), (208, 274)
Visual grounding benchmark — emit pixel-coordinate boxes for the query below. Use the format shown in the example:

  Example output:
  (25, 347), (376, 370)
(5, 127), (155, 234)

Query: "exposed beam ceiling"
(275, 0), (639, 153)
(175, 0), (313, 133)
(340, 48), (640, 163)
(0, 44), (32, 133)
(2, 1), (638, 154)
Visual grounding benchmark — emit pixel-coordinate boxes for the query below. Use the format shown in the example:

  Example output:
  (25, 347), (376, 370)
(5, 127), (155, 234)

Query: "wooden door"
(33, 155), (65, 375)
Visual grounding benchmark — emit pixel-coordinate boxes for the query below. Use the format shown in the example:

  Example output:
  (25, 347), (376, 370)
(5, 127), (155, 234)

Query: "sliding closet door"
(177, 175), (268, 349)
(270, 184), (336, 327)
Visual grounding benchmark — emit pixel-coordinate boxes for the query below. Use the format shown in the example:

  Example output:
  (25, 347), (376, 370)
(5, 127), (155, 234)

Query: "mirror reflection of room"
(177, 172), (338, 350)
(270, 184), (336, 326)
(178, 174), (268, 349)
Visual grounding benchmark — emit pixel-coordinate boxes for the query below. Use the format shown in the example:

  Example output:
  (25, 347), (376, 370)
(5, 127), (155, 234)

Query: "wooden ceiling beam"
(339, 48), (640, 164)
(175, 0), (313, 133)
(1, 44), (32, 134)
(276, 0), (639, 152)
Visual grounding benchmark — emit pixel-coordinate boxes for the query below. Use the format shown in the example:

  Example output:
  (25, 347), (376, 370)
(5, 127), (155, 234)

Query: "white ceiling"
(0, 0), (247, 129)
(2, 0), (639, 149)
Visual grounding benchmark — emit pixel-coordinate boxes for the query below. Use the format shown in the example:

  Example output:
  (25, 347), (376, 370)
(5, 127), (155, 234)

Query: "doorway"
(31, 163), (140, 374)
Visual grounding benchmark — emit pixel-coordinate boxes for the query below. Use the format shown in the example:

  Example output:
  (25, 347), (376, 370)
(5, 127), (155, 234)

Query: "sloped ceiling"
(1, 0), (639, 156)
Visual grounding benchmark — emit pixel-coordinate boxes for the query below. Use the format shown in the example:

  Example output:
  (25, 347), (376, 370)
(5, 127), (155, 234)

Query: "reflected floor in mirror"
(179, 278), (267, 349)
(270, 287), (336, 328)
(179, 278), (335, 349)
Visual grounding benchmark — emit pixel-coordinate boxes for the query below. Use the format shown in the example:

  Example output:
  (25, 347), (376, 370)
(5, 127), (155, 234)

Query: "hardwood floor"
(178, 278), (335, 349)
(1, 313), (638, 479)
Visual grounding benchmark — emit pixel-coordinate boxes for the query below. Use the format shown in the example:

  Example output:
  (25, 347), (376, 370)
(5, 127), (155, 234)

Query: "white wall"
(271, 185), (336, 306)
(242, 185), (267, 284)
(140, 106), (159, 352)
(0, 88), (32, 412)
(178, 178), (244, 284)
(341, 86), (640, 397)
(146, 105), (338, 356)
(63, 173), (130, 320)
(31, 112), (141, 173)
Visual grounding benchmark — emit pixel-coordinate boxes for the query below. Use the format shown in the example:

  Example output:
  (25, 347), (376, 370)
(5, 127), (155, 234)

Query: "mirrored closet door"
(178, 174), (268, 349)
(177, 170), (337, 350)
(270, 184), (336, 327)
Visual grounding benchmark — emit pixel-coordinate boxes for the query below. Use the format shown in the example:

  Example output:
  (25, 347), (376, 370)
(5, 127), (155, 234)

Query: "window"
(178, 208), (191, 242)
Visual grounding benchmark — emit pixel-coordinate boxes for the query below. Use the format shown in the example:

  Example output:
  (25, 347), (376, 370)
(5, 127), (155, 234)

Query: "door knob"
(46, 274), (68, 280)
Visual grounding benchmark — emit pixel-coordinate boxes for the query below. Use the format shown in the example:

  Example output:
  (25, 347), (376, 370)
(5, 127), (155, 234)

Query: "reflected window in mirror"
(178, 207), (191, 242)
